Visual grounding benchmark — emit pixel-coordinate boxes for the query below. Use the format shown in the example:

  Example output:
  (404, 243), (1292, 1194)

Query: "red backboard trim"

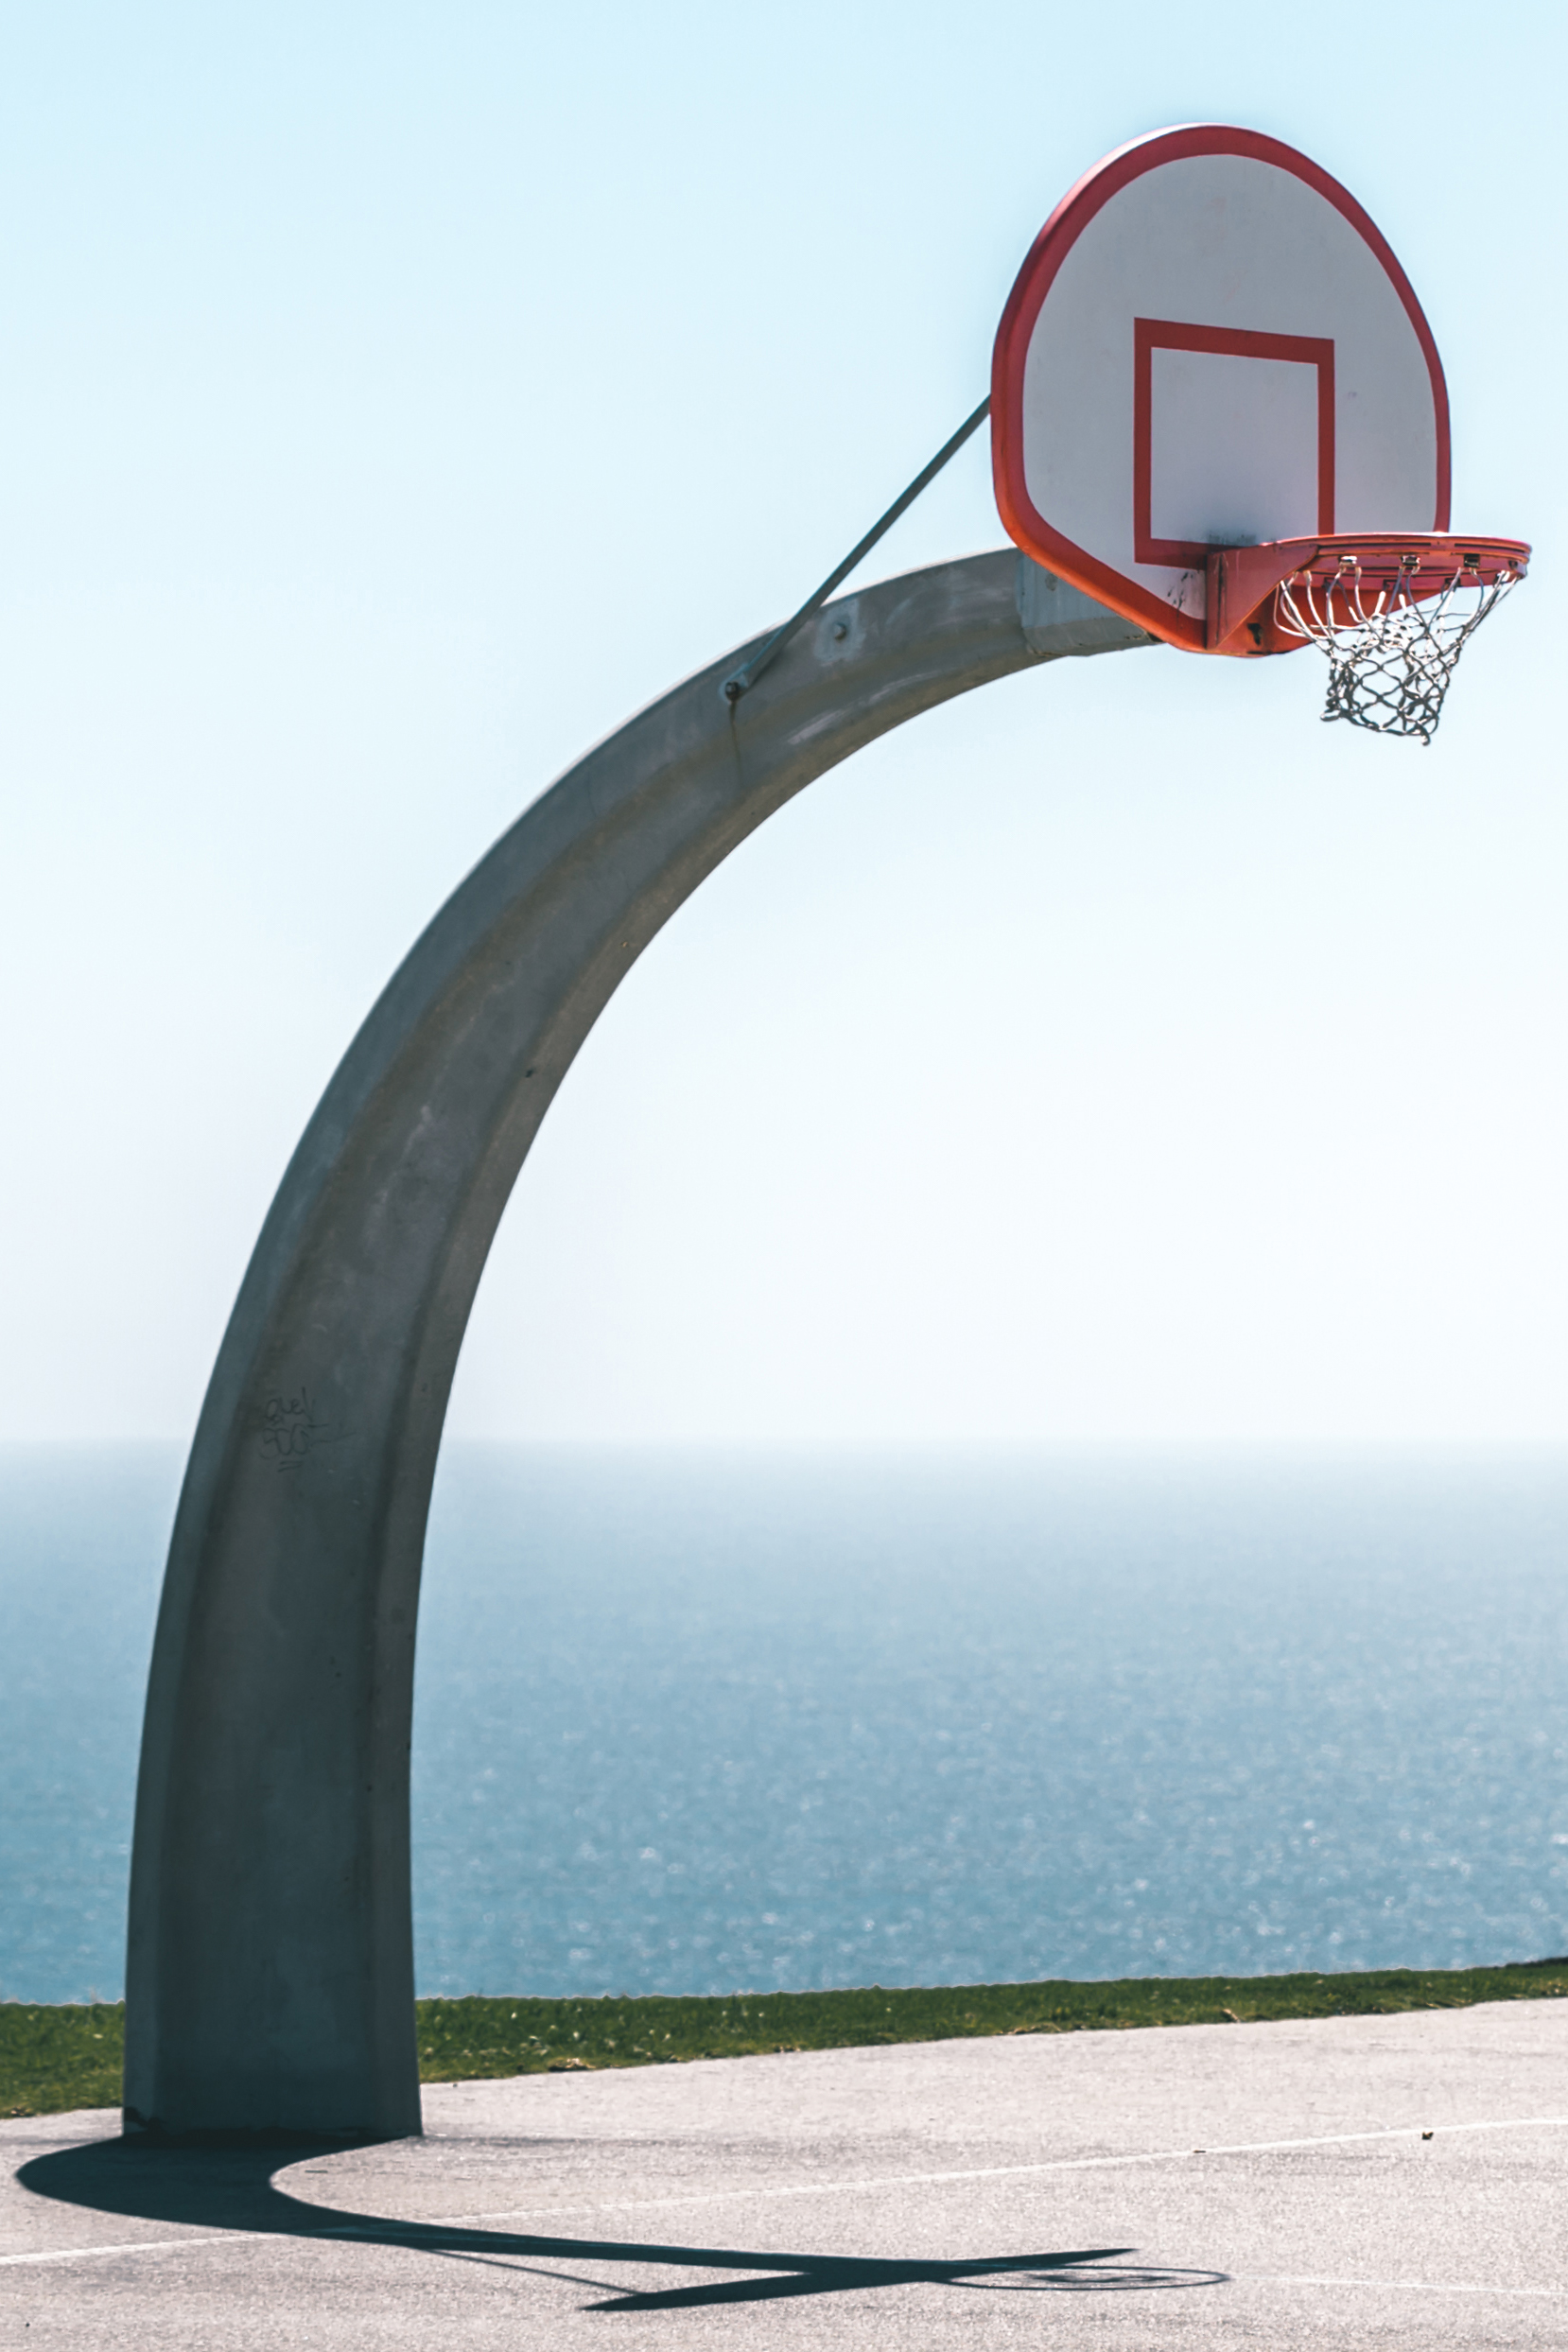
(1132, 320), (1335, 566)
(991, 125), (1452, 655)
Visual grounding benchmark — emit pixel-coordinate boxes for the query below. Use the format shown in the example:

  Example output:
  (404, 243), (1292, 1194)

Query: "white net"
(1275, 552), (1524, 745)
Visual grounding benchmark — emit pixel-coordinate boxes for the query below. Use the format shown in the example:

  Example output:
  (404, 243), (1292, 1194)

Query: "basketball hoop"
(991, 129), (1533, 743)
(1269, 535), (1529, 744)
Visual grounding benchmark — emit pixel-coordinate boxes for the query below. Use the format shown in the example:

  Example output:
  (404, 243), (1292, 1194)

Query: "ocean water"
(2, 1444), (1566, 2004)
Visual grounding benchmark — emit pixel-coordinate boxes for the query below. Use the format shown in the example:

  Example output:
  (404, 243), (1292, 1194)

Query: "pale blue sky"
(1, 2), (1562, 1442)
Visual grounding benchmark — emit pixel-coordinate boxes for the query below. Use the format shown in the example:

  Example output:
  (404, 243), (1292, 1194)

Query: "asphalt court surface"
(4, 1998), (1565, 2346)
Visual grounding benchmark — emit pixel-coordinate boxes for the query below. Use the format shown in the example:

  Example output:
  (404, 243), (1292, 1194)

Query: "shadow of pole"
(19, 2139), (1228, 2312)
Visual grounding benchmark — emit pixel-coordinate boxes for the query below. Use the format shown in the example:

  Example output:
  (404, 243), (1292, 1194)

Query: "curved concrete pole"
(124, 550), (1149, 2138)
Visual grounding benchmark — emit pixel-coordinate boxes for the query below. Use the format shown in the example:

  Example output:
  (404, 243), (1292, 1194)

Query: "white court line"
(0, 2236), (231, 2267)
(1247, 2274), (1568, 2300)
(432, 2110), (1568, 2230)
(7, 2111), (1567, 2270)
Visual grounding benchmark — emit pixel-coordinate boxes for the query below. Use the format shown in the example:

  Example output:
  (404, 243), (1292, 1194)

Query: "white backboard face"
(992, 128), (1450, 652)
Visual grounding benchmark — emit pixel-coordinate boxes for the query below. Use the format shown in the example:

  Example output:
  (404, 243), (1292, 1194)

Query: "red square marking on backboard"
(1133, 320), (1335, 568)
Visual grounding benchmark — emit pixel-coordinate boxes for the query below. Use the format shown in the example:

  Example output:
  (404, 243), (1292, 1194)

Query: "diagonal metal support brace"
(721, 396), (993, 706)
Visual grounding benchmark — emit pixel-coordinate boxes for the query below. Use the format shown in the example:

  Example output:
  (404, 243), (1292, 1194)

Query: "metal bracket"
(1015, 556), (1157, 658)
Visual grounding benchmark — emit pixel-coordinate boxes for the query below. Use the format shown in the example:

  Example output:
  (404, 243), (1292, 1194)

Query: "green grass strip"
(5, 1961), (1564, 2120)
